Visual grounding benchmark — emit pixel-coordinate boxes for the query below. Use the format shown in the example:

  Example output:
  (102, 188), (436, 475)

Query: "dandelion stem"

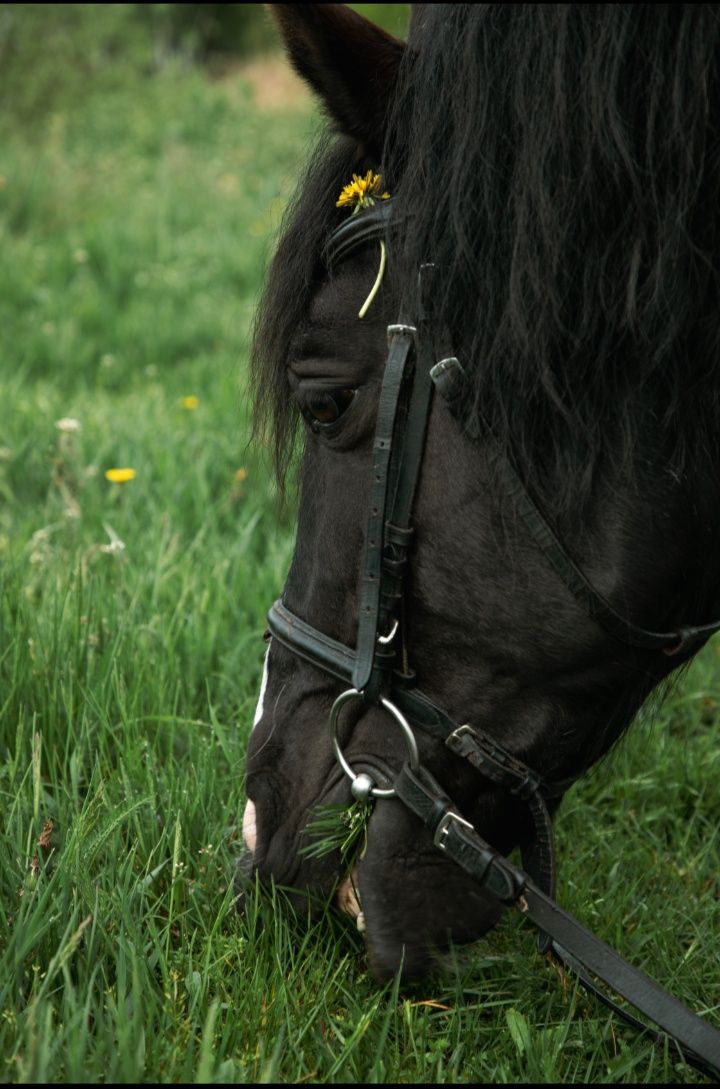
(358, 240), (386, 320)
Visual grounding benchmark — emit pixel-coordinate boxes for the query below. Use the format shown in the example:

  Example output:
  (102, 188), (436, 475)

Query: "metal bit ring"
(329, 687), (420, 799)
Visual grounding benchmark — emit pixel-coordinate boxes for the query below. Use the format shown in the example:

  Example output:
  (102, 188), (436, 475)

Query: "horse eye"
(303, 389), (355, 429)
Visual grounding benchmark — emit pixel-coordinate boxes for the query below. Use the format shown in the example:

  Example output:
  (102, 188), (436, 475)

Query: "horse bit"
(266, 200), (720, 1078)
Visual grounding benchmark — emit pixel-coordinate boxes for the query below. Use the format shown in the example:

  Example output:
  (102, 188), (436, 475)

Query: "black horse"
(243, 2), (720, 996)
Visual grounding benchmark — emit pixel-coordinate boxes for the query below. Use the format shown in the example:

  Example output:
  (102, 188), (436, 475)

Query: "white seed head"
(55, 417), (81, 433)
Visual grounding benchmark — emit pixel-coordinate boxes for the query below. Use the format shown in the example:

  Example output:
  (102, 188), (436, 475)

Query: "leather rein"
(266, 200), (720, 1079)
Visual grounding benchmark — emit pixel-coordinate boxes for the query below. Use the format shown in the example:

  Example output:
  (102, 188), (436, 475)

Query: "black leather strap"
(324, 199), (395, 270)
(445, 722), (557, 951)
(393, 685), (578, 795)
(394, 762), (720, 1079)
(268, 598), (354, 683)
(548, 941), (720, 1081)
(362, 264), (439, 697)
(353, 327), (416, 695)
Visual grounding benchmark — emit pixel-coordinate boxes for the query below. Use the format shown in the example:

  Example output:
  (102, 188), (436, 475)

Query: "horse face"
(244, 227), (514, 976)
(243, 235), (672, 977)
(242, 5), (719, 980)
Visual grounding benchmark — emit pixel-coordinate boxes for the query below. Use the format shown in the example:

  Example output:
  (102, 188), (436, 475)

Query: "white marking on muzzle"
(243, 644), (272, 856)
(253, 644), (271, 730)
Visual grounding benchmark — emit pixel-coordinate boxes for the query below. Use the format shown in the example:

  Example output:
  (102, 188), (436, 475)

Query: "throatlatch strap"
(431, 367), (720, 659)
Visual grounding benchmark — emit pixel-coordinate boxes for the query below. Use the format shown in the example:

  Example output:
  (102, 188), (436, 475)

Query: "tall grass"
(0, 23), (718, 1084)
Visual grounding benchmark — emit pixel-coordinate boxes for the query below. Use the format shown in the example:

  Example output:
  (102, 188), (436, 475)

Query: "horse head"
(242, 4), (720, 982)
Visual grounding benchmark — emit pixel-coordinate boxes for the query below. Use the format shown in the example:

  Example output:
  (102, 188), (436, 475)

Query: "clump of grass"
(301, 801), (372, 862)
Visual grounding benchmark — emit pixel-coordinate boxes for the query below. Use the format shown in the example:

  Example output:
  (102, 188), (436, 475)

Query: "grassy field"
(1, 28), (719, 1085)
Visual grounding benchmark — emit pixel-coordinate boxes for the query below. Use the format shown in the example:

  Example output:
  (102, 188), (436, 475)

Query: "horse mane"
(253, 5), (720, 515)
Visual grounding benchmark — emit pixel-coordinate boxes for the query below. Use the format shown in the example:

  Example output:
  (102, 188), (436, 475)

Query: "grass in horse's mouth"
(300, 801), (371, 930)
(300, 800), (371, 863)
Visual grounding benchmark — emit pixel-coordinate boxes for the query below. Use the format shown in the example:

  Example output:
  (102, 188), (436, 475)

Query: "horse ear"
(269, 3), (405, 154)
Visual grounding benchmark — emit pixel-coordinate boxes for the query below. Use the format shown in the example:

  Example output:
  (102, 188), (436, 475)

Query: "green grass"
(1, 37), (719, 1085)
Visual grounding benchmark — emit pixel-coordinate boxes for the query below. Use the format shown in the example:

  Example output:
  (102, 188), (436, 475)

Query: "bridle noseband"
(266, 200), (720, 1078)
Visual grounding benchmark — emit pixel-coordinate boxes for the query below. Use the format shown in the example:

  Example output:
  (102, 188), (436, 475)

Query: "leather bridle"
(265, 199), (720, 1078)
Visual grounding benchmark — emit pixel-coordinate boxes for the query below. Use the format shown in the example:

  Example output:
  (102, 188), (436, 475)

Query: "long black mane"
(253, 5), (720, 514)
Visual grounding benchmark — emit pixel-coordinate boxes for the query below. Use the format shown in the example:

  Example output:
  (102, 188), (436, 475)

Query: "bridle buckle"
(386, 323), (417, 347)
(433, 809), (474, 850)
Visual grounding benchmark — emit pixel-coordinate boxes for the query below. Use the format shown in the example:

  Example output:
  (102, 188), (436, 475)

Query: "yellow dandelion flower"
(336, 171), (391, 213)
(235, 468), (248, 482)
(335, 171), (392, 318)
(105, 468), (136, 484)
(181, 395), (199, 410)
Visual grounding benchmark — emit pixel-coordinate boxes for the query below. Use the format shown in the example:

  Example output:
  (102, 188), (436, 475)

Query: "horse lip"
(252, 753), (398, 891)
(279, 761), (353, 886)
(336, 865), (362, 921)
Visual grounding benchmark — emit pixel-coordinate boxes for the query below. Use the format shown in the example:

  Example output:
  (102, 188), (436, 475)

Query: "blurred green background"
(0, 3), (410, 126)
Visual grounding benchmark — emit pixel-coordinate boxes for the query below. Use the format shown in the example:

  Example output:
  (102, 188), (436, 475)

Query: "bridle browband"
(266, 200), (720, 1078)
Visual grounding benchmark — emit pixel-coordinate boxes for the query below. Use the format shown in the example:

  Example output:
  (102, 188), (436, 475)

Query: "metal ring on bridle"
(329, 687), (420, 799)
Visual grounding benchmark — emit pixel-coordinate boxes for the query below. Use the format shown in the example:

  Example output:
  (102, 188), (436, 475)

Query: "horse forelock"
(250, 134), (363, 490)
